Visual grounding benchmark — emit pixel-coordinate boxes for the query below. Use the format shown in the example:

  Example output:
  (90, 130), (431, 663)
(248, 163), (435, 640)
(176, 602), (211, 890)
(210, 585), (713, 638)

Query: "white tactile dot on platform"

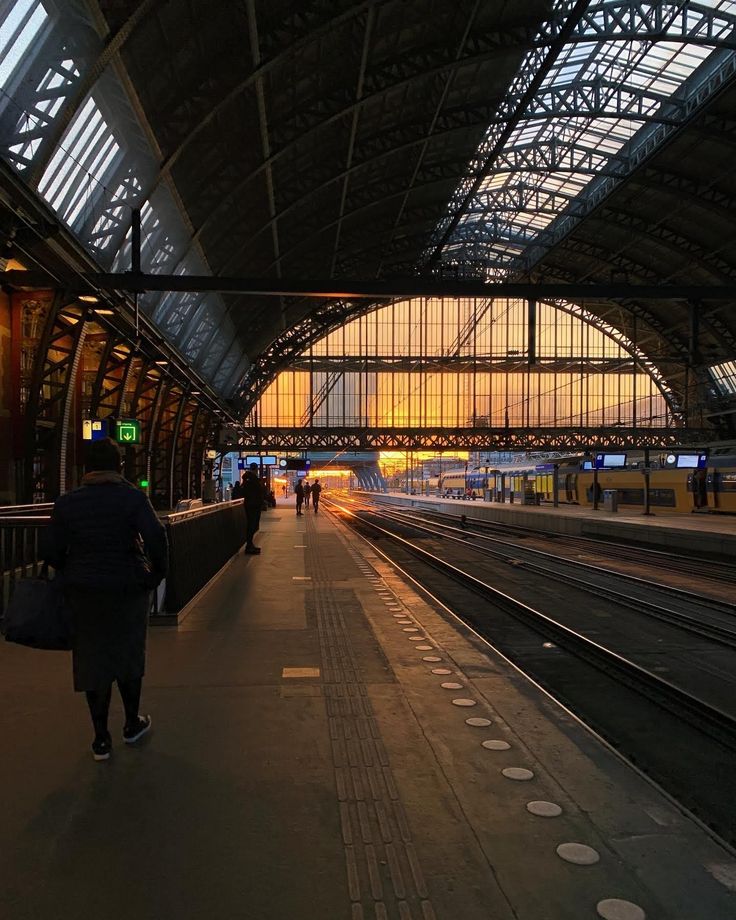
(527, 801), (562, 817)
(452, 699), (477, 707)
(440, 682), (463, 690)
(502, 767), (534, 781)
(466, 717), (492, 727)
(422, 656), (442, 662)
(403, 627), (419, 633)
(482, 739), (510, 750)
(596, 899), (646, 920)
(397, 619), (413, 624)
(556, 843), (600, 865)
(408, 636), (425, 641)
(431, 668), (452, 675)
(416, 645), (433, 650)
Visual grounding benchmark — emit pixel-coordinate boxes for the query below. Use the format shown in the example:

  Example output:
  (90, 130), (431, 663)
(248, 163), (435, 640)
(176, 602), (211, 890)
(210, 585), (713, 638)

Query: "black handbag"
(2, 566), (72, 651)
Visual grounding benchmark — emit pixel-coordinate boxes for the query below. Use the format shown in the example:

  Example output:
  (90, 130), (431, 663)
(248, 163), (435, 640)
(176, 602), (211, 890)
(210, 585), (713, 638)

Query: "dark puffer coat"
(47, 472), (168, 691)
(48, 473), (168, 591)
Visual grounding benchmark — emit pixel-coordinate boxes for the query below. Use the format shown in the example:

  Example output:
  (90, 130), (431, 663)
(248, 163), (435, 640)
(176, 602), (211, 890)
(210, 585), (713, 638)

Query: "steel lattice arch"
(235, 426), (713, 453)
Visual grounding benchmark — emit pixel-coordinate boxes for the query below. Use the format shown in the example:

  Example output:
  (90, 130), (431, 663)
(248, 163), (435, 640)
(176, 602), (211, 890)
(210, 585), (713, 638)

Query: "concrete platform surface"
(1, 495), (735, 919)
(375, 490), (736, 558)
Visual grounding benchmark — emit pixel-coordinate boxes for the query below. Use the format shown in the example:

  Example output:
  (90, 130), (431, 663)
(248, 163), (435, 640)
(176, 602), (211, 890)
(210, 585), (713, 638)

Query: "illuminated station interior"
(1, 3), (736, 920)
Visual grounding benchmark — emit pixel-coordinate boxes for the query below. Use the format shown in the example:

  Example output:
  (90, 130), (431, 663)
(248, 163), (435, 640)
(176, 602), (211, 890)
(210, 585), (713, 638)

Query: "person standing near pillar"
(311, 479), (322, 513)
(304, 480), (312, 508)
(243, 462), (267, 554)
(294, 477), (305, 516)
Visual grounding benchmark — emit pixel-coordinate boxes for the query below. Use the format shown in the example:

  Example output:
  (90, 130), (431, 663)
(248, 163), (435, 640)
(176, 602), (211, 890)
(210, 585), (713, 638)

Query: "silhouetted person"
(46, 438), (167, 762)
(312, 479), (322, 513)
(231, 476), (243, 500)
(304, 481), (312, 508)
(243, 462), (267, 554)
(295, 478), (305, 515)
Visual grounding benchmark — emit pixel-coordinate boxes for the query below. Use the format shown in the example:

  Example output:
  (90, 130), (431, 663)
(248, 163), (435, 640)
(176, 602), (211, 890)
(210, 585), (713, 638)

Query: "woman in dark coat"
(47, 438), (168, 761)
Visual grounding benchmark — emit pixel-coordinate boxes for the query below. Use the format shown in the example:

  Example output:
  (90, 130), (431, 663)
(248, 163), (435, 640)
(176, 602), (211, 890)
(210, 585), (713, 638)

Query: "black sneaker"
(244, 545), (261, 554)
(92, 732), (112, 761)
(123, 715), (152, 744)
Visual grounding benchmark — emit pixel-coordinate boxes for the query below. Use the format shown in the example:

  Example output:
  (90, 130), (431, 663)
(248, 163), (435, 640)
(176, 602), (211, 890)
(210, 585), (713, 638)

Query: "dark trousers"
(313, 497), (320, 513)
(296, 496), (303, 515)
(86, 678), (142, 738)
(304, 493), (310, 507)
(245, 504), (262, 547)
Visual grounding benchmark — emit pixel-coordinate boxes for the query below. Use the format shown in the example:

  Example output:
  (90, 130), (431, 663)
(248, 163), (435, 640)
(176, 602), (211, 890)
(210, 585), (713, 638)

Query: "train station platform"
(2, 498), (735, 919)
(378, 491), (736, 559)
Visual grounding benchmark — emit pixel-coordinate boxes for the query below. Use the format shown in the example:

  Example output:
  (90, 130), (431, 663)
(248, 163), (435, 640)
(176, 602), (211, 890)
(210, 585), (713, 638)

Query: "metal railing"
(1, 500), (246, 621)
(162, 500), (246, 615)
(0, 513), (51, 618)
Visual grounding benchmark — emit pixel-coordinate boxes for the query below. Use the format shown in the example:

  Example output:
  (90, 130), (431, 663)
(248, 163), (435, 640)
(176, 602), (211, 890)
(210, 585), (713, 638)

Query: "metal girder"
(518, 48), (736, 272)
(330, 3), (376, 276)
(289, 355), (641, 374)
(426, 0), (594, 267)
(635, 164), (736, 217)
(148, 1), (397, 192)
(28, 0), (157, 185)
(377, 0), (484, 276)
(219, 161), (466, 277)
(555, 0), (736, 48)
(246, 0), (282, 291)
(233, 426), (712, 452)
(486, 78), (685, 127)
(7, 269), (736, 301)
(591, 206), (736, 283)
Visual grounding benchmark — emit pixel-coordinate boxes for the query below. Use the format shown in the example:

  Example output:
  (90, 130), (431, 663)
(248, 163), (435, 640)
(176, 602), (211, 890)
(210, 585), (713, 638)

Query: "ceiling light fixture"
(79, 294), (100, 303)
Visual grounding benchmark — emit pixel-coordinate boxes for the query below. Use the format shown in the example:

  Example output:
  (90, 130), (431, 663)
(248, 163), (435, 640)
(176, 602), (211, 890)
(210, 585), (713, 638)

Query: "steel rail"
(368, 493), (736, 581)
(325, 496), (736, 750)
(346, 498), (736, 648)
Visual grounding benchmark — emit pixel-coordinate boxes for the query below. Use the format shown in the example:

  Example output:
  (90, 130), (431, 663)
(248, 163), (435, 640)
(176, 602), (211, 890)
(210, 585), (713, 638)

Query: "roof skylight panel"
(0, 0), (47, 88)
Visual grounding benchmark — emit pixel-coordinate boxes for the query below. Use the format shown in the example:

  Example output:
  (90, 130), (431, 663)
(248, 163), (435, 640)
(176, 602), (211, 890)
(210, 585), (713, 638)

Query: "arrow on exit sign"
(115, 419), (141, 444)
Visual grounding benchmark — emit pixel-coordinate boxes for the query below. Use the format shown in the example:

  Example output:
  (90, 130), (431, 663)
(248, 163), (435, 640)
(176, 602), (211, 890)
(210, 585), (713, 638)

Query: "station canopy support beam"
(4, 271), (736, 302)
(232, 427), (713, 452)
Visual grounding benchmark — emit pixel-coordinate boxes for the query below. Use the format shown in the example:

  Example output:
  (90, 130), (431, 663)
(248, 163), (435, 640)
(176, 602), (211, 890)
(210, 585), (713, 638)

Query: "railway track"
(325, 496), (736, 844)
(342, 495), (736, 649)
(370, 494), (736, 584)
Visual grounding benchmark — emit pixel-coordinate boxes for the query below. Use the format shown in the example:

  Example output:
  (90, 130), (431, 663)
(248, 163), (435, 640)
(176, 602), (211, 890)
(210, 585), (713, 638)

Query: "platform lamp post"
(642, 447), (652, 516)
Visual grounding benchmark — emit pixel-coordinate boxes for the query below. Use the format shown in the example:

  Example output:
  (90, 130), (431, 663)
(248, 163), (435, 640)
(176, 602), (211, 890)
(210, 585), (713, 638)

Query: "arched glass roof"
(429, 0), (736, 272)
(0, 0), (735, 413)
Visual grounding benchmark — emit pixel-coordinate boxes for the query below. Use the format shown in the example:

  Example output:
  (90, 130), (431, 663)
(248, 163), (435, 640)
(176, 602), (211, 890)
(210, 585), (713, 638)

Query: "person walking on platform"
(242, 462), (267, 554)
(231, 475), (243, 500)
(295, 477), (305, 515)
(312, 479), (322, 513)
(46, 438), (168, 762)
(304, 480), (312, 508)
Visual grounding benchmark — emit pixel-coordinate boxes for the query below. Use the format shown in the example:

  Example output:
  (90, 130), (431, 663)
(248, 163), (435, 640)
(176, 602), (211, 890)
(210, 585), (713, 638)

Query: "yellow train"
(433, 446), (736, 513)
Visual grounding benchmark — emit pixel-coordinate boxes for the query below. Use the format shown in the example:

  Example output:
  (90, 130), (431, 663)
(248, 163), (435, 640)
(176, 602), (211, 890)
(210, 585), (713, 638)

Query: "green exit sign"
(115, 419), (141, 444)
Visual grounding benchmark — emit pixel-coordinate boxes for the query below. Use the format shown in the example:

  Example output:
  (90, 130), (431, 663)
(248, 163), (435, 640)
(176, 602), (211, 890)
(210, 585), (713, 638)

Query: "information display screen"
(595, 453), (627, 469)
(676, 453), (707, 469)
(245, 455), (277, 466)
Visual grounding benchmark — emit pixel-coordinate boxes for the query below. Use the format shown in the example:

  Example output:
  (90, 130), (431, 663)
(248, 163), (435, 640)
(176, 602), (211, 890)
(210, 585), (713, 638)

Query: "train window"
(719, 473), (736, 491)
(613, 489), (676, 507)
(650, 489), (677, 507)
